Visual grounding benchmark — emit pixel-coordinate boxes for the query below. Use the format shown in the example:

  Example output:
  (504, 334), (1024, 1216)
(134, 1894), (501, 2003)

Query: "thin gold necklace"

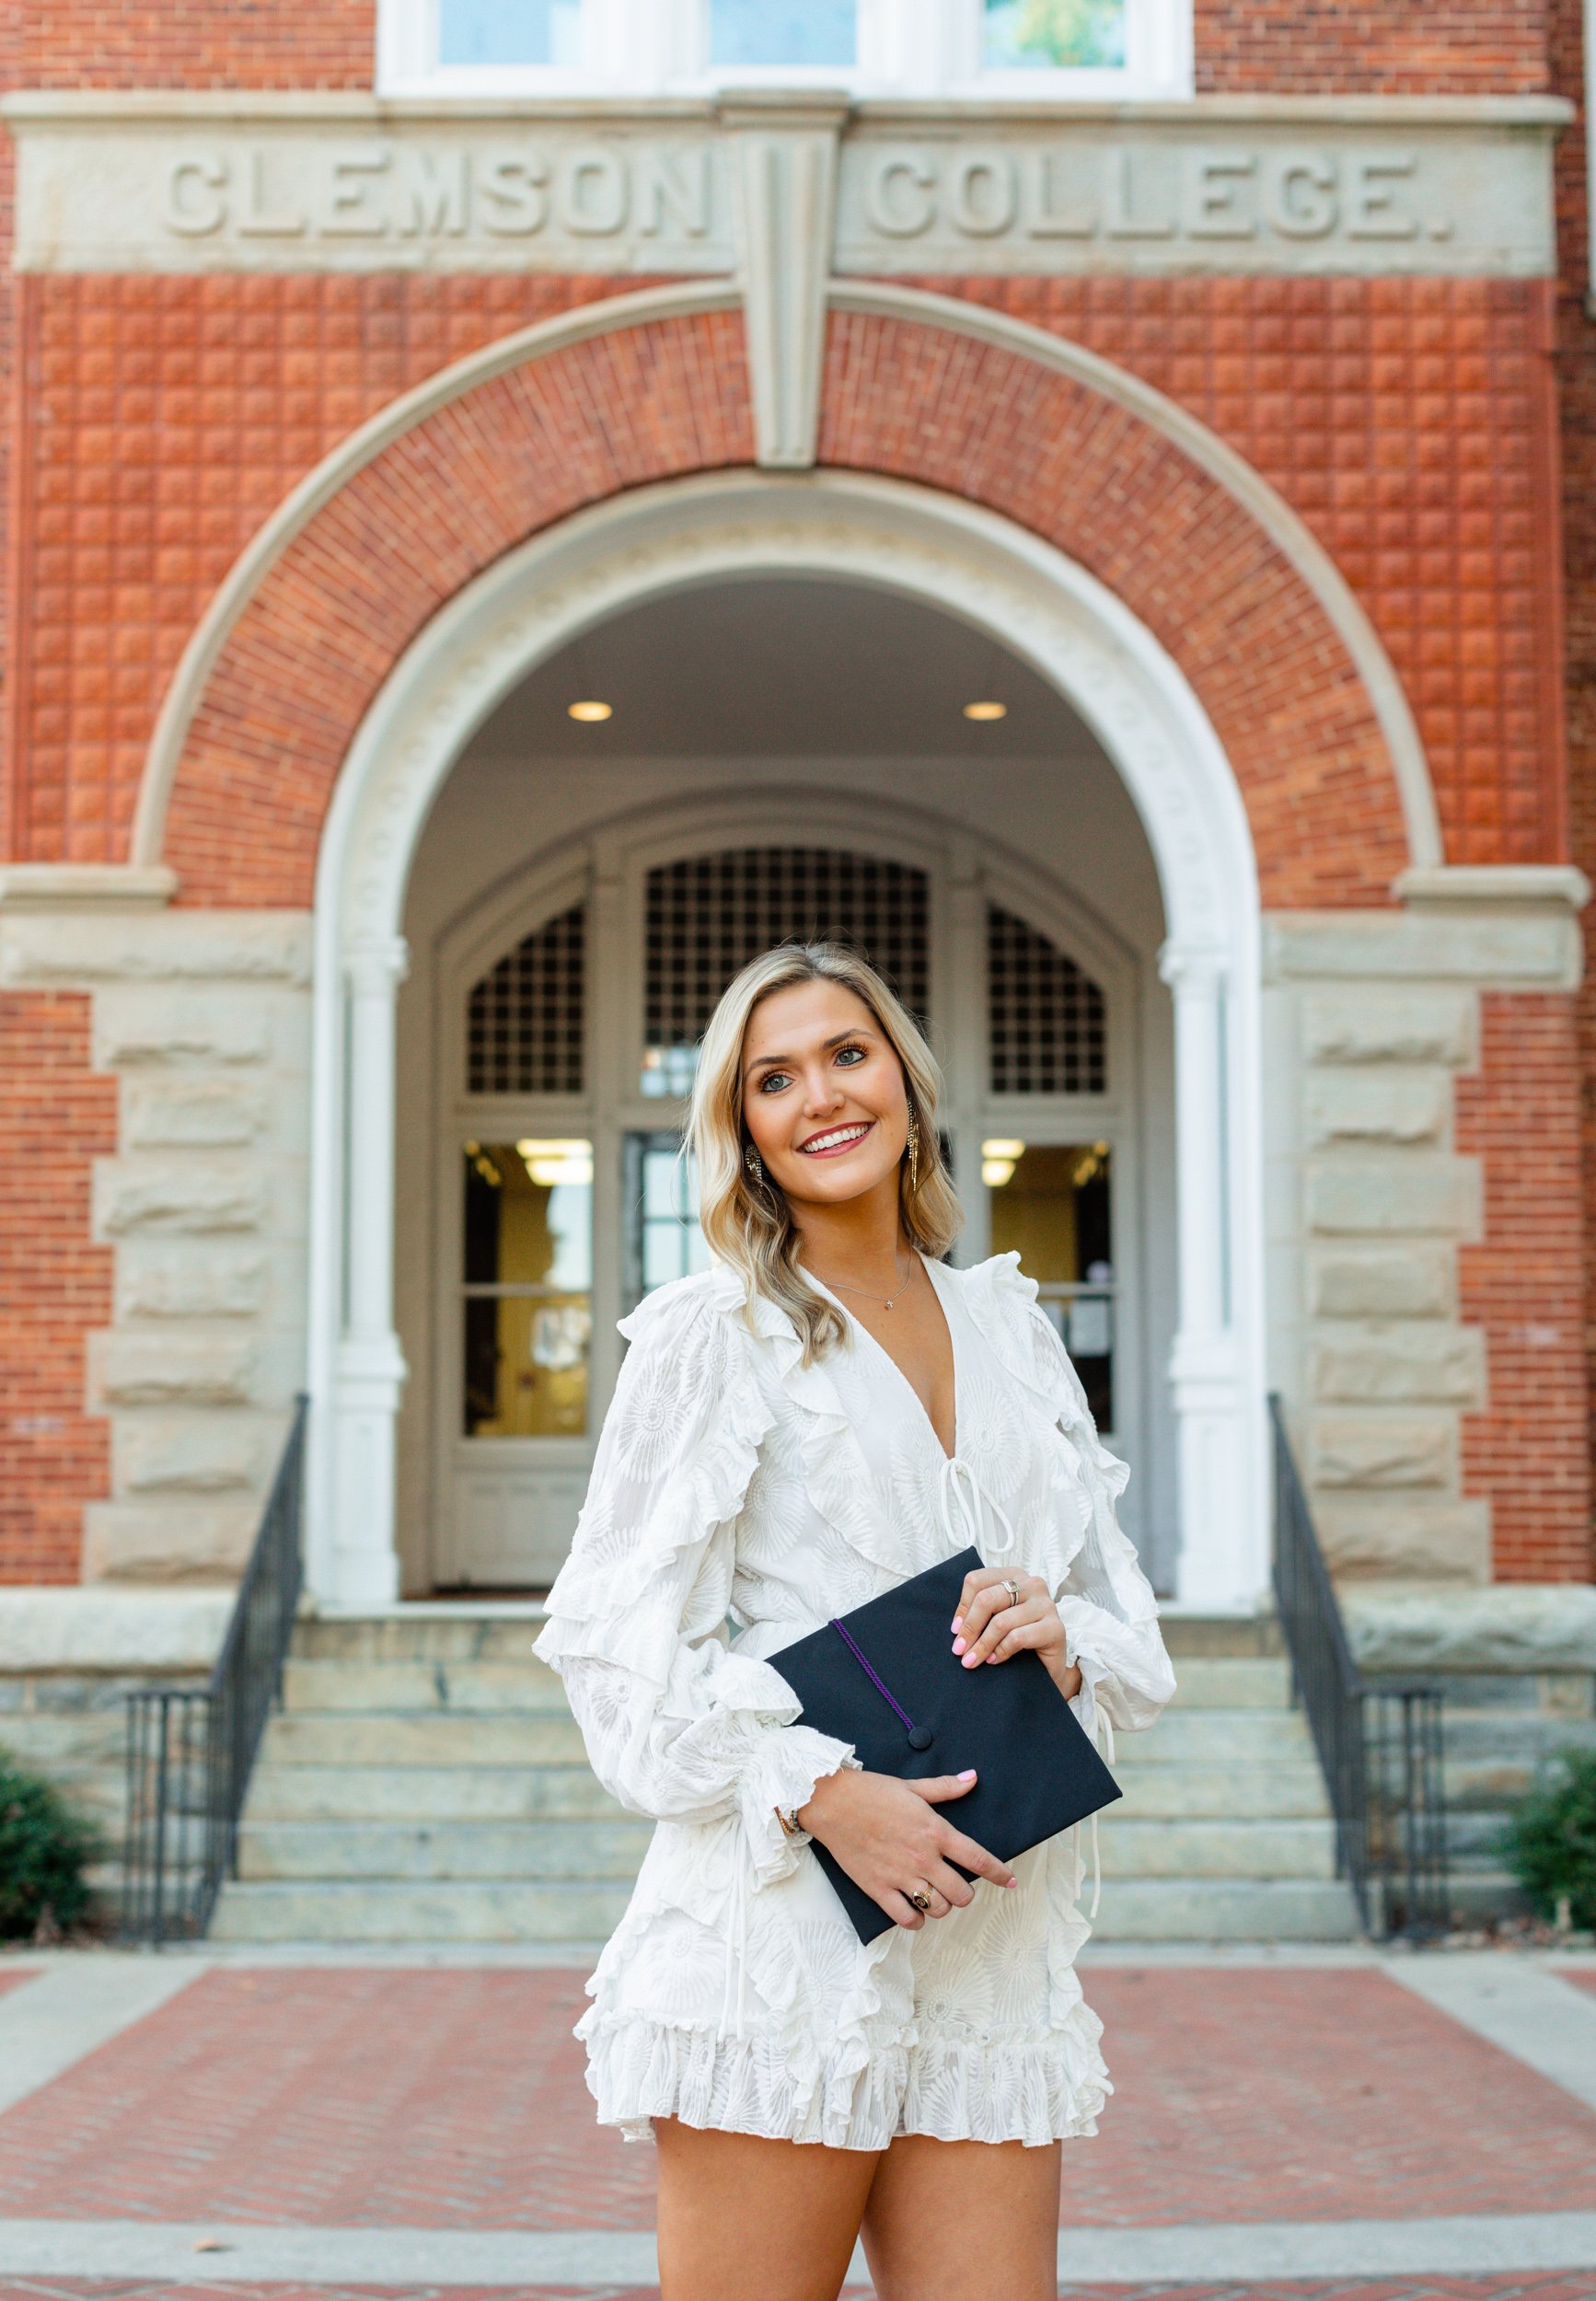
(812, 1248), (915, 1312)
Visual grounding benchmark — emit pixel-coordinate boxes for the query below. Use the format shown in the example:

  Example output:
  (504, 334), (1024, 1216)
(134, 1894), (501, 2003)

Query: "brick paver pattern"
(0, 2280), (1593, 2301)
(1, 1968), (1594, 2234)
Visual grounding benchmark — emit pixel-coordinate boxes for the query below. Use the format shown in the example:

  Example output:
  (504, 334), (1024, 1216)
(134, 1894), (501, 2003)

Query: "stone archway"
(304, 467), (1268, 1616)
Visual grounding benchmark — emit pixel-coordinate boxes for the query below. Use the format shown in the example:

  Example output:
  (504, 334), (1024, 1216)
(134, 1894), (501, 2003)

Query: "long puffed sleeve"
(533, 1277), (855, 1887)
(973, 1256), (1176, 1741)
(1034, 1306), (1176, 1739)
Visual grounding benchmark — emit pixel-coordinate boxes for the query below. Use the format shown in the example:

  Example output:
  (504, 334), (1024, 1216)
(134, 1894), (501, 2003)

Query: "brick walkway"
(1, 1967), (1592, 2233)
(0, 1954), (1591, 2299)
(1, 2281), (1594, 2301)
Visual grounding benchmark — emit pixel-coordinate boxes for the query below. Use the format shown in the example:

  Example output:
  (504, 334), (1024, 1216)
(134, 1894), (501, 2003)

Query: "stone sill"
(0, 1587), (234, 1674)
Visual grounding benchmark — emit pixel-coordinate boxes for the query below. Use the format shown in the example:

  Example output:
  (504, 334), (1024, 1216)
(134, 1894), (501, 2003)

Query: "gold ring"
(1002, 1578), (1022, 1606)
(908, 1886), (932, 1914)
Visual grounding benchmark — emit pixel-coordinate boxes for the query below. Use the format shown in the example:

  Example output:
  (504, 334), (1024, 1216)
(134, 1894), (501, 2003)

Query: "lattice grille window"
(467, 901), (586, 1094)
(642, 848), (929, 1096)
(988, 904), (1106, 1093)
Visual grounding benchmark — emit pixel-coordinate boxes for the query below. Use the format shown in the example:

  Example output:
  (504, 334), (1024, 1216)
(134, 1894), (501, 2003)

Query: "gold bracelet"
(775, 1803), (804, 1837)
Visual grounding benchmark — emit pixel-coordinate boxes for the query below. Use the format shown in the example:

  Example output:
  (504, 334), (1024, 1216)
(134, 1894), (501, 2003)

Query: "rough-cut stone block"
(122, 1074), (268, 1149)
(1315, 1496), (1491, 1582)
(1308, 1244), (1453, 1318)
(0, 1587), (232, 1671)
(1302, 989), (1475, 1068)
(2, 911), (312, 987)
(91, 1330), (259, 1408)
(94, 990), (270, 1069)
(96, 1159), (268, 1236)
(1344, 1583), (1596, 1673)
(116, 1416), (271, 1495)
(117, 1243), (271, 1320)
(84, 1502), (257, 1583)
(1304, 1070), (1450, 1148)
(1266, 910), (1580, 989)
(1307, 1415), (1453, 1488)
(1306, 1157), (1482, 1238)
(1310, 1324), (1486, 1405)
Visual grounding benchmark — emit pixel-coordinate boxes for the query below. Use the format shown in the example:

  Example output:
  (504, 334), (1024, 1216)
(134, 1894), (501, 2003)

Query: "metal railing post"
(121, 1397), (308, 1946)
(1269, 1396), (1448, 1941)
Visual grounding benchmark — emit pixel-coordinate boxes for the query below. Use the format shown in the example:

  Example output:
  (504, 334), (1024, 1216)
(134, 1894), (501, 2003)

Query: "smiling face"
(740, 976), (911, 1215)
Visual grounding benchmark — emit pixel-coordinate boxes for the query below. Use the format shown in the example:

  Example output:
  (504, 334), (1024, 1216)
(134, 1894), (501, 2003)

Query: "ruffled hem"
(578, 2002), (1111, 2151)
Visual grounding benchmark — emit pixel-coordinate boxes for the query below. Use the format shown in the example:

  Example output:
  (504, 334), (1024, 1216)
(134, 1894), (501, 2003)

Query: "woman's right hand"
(796, 1767), (1017, 1930)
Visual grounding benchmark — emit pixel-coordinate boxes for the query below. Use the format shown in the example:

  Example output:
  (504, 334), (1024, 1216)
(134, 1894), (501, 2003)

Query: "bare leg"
(861, 2133), (1062, 2301)
(654, 2117), (881, 2301)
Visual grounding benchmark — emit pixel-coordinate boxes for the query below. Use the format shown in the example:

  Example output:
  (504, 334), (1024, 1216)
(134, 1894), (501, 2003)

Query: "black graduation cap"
(770, 1546), (1122, 1944)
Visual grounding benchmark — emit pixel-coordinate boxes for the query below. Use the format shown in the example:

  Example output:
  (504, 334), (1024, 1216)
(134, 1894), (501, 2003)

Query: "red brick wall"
(1551, 0), (1596, 1584)
(9, 2), (375, 90)
(2, 274), (1558, 882)
(908, 276), (1566, 870)
(0, 994), (114, 1583)
(1457, 992), (1593, 1581)
(5, 274), (642, 867)
(1196, 0), (1549, 92)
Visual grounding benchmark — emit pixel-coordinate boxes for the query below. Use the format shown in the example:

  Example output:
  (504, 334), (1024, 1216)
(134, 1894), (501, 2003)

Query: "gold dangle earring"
(907, 1112), (919, 1191)
(744, 1142), (765, 1187)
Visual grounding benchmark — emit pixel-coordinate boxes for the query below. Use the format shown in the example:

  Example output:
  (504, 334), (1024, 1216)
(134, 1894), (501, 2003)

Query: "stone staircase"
(211, 1610), (1359, 1945)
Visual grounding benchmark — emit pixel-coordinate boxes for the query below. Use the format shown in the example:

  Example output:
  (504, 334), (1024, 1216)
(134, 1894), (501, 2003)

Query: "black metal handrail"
(122, 1396), (307, 1945)
(1270, 1395), (1449, 1938)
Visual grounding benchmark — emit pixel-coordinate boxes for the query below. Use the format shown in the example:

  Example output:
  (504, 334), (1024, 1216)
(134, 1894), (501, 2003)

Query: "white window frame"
(378, 0), (1192, 101)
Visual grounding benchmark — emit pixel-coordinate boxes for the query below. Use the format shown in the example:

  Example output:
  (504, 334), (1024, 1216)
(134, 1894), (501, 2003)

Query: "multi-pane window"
(981, 0), (1125, 68)
(461, 1138), (594, 1437)
(466, 902), (585, 1096)
(440, 0), (581, 64)
(987, 904), (1106, 1096)
(987, 1140), (1115, 1431)
(407, 0), (1184, 92)
(710, 0), (857, 65)
(642, 846), (929, 1097)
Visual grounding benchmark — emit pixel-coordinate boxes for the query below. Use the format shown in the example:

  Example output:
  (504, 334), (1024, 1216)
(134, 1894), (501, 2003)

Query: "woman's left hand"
(952, 1567), (1083, 1701)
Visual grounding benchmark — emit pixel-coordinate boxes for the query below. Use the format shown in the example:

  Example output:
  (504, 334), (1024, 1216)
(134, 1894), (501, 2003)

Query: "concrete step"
(260, 1712), (589, 1767)
(232, 1813), (1336, 1887)
(1110, 1711), (1316, 1762)
(281, 1658), (569, 1715)
(1115, 1763), (1329, 1821)
(237, 1818), (653, 1882)
(1089, 1878), (1361, 1942)
(210, 1879), (632, 1943)
(1100, 1818), (1336, 1879)
(1161, 1657), (1292, 1708)
(295, 1613), (546, 1663)
(211, 1871), (1360, 1945)
(245, 1763), (624, 1823)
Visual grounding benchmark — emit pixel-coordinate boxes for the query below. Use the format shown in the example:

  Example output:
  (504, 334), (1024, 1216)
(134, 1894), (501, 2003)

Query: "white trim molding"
(307, 466), (1268, 1612)
(0, 864), (177, 910)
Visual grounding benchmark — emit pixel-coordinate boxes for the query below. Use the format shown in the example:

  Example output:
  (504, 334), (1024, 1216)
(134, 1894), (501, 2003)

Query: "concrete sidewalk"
(0, 1943), (1592, 2298)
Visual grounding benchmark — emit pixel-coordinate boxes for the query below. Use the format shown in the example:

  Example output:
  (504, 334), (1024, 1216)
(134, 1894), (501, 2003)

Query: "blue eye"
(836, 1044), (866, 1067)
(758, 1070), (792, 1094)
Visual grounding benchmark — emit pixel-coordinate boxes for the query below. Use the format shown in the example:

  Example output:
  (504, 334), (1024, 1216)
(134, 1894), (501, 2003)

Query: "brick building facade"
(3, 0), (1595, 1725)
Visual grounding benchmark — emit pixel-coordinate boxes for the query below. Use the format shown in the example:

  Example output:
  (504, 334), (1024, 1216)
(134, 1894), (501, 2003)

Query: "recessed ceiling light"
(963, 700), (1007, 722)
(568, 700), (612, 723)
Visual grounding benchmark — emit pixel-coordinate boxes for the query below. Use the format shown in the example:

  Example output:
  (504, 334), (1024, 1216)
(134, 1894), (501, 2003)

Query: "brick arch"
(161, 298), (1412, 909)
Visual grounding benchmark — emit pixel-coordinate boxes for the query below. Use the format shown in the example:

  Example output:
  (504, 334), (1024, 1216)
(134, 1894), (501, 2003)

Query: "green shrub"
(1502, 1748), (1596, 1932)
(0, 1748), (102, 1940)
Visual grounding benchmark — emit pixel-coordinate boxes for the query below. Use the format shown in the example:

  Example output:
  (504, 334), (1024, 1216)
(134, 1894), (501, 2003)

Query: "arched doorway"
(308, 468), (1265, 1614)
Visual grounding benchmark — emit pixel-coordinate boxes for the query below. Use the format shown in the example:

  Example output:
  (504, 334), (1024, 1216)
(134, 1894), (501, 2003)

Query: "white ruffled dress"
(533, 1253), (1175, 2151)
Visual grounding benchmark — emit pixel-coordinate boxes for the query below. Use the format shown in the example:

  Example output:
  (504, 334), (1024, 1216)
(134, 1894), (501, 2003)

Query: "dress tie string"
(936, 1452), (1017, 1560)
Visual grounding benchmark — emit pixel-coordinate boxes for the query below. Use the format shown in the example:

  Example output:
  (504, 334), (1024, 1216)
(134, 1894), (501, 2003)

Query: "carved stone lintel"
(720, 92), (848, 469)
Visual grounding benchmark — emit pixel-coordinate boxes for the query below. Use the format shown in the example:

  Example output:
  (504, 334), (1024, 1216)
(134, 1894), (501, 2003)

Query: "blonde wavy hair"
(688, 942), (963, 1363)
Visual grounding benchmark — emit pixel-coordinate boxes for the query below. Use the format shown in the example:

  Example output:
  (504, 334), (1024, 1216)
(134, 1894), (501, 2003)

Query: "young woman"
(535, 942), (1174, 2301)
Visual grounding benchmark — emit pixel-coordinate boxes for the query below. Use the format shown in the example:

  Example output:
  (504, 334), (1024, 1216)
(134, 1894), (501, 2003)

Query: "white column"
(329, 935), (410, 1607)
(1160, 941), (1255, 1612)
